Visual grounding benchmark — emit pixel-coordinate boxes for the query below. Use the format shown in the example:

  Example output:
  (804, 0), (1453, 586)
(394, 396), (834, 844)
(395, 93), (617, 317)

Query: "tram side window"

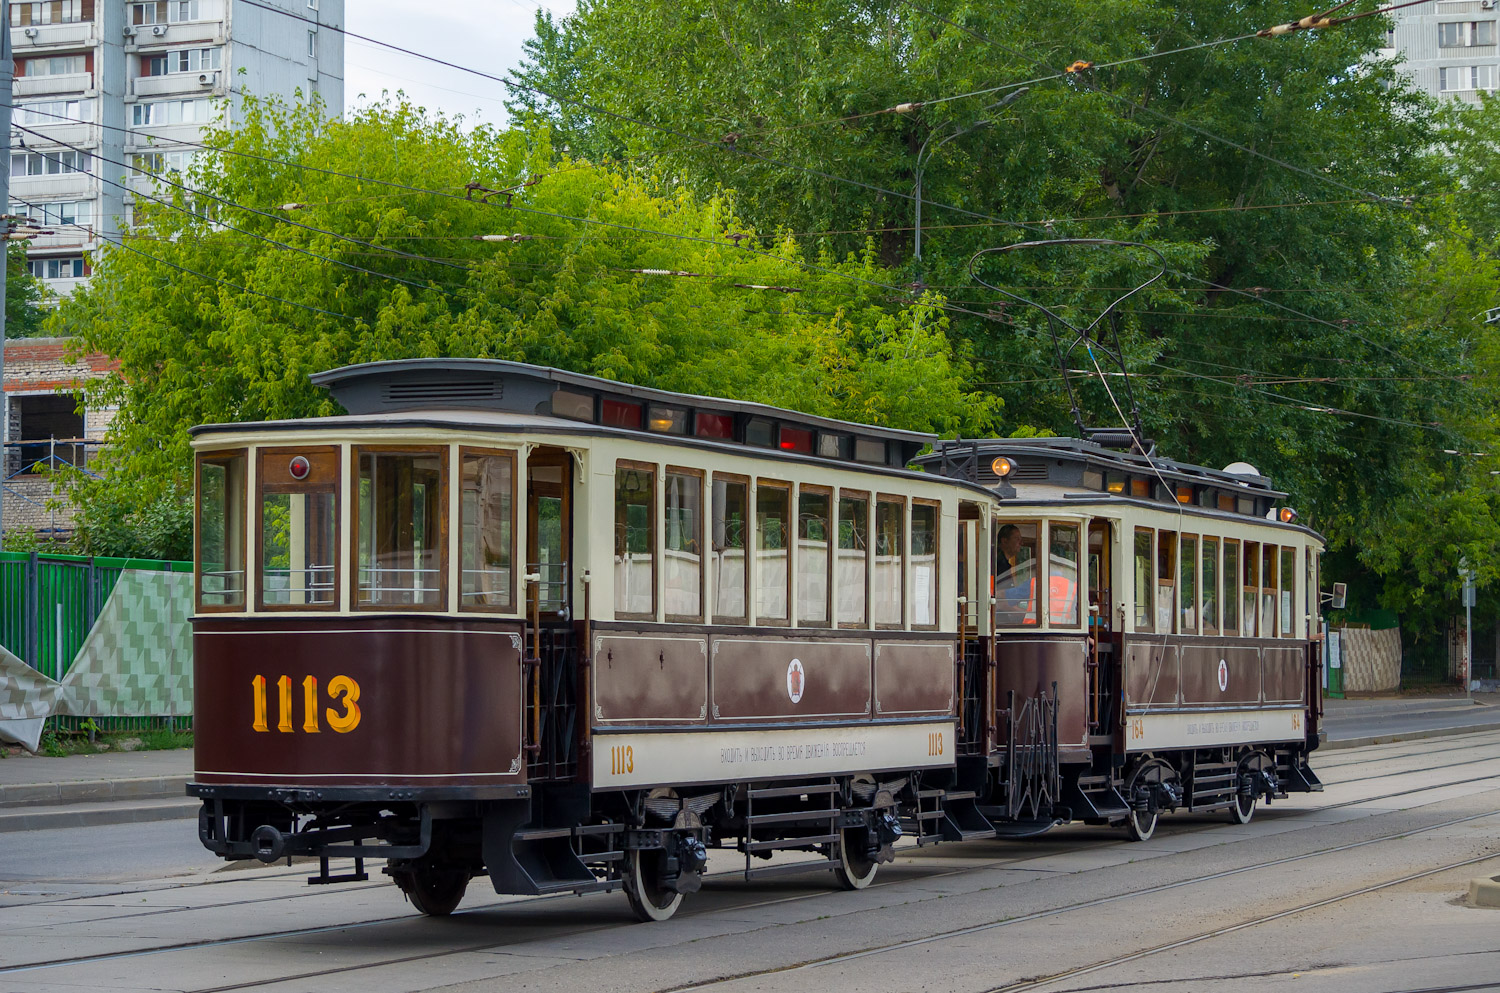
(258, 447), (338, 610)
(664, 469), (703, 621)
(1261, 544), (1278, 638)
(1242, 541), (1259, 637)
(1201, 537), (1219, 635)
(197, 451), (246, 609)
(1180, 535), (1198, 634)
(1281, 546), (1296, 637)
(756, 482), (791, 624)
(1223, 540), (1240, 635)
(1048, 522), (1080, 627)
(1306, 549), (1317, 633)
(712, 476), (749, 623)
(837, 491), (869, 627)
(911, 501), (939, 627)
(797, 486), (832, 626)
(1133, 528), (1153, 632)
(355, 449), (446, 609)
(614, 462), (656, 620)
(997, 521), (1039, 628)
(1157, 531), (1177, 632)
(874, 497), (906, 627)
(459, 450), (514, 611)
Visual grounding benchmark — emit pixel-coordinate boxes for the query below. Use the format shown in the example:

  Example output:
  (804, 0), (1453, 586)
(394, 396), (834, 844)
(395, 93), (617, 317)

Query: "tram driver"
(996, 523), (1036, 625)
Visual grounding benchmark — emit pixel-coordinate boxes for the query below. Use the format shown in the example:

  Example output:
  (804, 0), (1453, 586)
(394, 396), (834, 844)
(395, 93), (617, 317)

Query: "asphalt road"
(2, 732), (1499, 992)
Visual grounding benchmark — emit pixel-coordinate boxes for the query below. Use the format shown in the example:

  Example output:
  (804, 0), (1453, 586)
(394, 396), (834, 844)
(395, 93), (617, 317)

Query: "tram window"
(874, 497), (906, 627)
(837, 491), (869, 627)
(614, 462), (656, 620)
(797, 486), (832, 626)
(756, 482), (791, 624)
(1261, 544), (1278, 638)
(1222, 540), (1240, 635)
(197, 451), (246, 610)
(1180, 535), (1198, 634)
(911, 501), (939, 628)
(711, 475), (749, 623)
(1242, 542), (1259, 637)
(1201, 537), (1219, 635)
(1306, 549), (1317, 633)
(257, 446), (338, 610)
(1048, 522), (1080, 627)
(664, 469), (703, 621)
(1133, 528), (1154, 632)
(1281, 546), (1296, 637)
(1156, 531), (1177, 632)
(996, 521), (1039, 628)
(355, 449), (446, 609)
(459, 449), (515, 611)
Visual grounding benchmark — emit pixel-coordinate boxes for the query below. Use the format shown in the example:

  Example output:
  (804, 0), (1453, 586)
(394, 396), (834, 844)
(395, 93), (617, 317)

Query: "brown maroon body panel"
(593, 632), (709, 724)
(995, 636), (1088, 759)
(1124, 643), (1180, 710)
(1178, 643), (1261, 707)
(873, 641), (956, 717)
(709, 637), (873, 722)
(1124, 636), (1309, 711)
(193, 616), (525, 787)
(1261, 646), (1306, 705)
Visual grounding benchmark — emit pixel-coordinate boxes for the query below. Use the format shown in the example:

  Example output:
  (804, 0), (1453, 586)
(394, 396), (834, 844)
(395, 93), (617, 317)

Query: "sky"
(343, 0), (576, 127)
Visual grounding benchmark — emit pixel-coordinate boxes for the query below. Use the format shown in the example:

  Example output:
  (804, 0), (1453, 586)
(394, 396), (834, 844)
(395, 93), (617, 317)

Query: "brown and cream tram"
(188, 360), (1324, 921)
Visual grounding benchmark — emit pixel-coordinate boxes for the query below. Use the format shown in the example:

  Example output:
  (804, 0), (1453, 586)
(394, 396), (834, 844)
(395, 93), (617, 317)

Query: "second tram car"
(188, 359), (1324, 921)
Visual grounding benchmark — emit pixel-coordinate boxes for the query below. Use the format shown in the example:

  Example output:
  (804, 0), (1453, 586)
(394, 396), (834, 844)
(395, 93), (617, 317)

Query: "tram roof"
(299, 358), (934, 470)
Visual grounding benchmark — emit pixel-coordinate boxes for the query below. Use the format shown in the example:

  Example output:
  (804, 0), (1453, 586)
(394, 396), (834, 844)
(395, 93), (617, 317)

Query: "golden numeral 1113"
(251, 674), (362, 734)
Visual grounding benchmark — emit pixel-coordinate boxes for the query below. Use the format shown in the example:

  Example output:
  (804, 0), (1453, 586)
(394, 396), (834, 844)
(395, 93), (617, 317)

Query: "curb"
(1324, 721), (1500, 751)
(0, 796), (199, 833)
(0, 775), (190, 809)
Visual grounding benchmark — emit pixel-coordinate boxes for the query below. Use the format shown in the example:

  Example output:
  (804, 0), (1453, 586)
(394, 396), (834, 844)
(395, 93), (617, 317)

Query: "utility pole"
(0, 0), (11, 552)
(1461, 558), (1476, 698)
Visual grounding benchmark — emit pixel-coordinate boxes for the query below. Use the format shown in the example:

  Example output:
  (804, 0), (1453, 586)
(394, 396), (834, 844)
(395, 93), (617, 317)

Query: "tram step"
(744, 859), (836, 881)
(583, 851), (624, 864)
(530, 878), (617, 896)
(744, 833), (840, 853)
(991, 818), (1060, 839)
(745, 808), (838, 827)
(904, 809), (946, 821)
(748, 783), (840, 800)
(512, 827), (574, 842)
(573, 823), (625, 837)
(942, 790), (978, 802)
(916, 789), (945, 799)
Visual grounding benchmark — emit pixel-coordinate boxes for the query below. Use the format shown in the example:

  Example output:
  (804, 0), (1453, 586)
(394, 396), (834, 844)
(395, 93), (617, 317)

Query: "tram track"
(1314, 727), (1500, 770)
(7, 777), (1499, 990)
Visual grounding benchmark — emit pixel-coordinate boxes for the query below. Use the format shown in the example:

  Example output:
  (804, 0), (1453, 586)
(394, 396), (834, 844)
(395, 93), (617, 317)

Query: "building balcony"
(36, 274), (88, 298)
(13, 122), (97, 149)
(24, 230), (96, 252)
(133, 72), (223, 99)
(15, 72), (94, 98)
(10, 172), (96, 200)
(9, 21), (95, 51)
(125, 22), (223, 50)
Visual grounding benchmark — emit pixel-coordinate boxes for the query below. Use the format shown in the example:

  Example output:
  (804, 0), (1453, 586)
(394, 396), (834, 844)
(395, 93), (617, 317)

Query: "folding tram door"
(524, 447), (580, 782)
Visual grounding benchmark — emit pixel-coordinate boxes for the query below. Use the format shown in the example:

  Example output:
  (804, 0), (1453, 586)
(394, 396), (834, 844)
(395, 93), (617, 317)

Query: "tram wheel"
(395, 865), (470, 917)
(1124, 806), (1158, 843)
(623, 849), (684, 923)
(1227, 789), (1257, 825)
(833, 826), (879, 891)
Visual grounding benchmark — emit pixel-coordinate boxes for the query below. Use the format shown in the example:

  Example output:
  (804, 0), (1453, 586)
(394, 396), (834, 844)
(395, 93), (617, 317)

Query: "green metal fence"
(1, 551), (193, 732)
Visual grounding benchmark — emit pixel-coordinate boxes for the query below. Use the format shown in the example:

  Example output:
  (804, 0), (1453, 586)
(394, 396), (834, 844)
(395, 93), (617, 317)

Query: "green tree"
(56, 96), (997, 555)
(6, 241), (49, 337)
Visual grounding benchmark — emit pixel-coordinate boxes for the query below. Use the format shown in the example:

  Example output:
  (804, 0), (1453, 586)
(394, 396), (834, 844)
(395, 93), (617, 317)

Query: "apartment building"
(1383, 0), (1500, 102)
(5, 0), (344, 296)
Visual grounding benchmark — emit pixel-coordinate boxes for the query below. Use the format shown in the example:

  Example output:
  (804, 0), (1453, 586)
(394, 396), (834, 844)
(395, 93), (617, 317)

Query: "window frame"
(1242, 540), (1260, 638)
(995, 518), (1042, 630)
(456, 445), (517, 614)
(1133, 526), (1155, 634)
(663, 465), (705, 624)
(350, 444), (449, 613)
(1280, 545), (1297, 638)
(795, 483), (834, 628)
(1046, 519), (1084, 630)
(194, 448), (247, 613)
(873, 493), (908, 630)
(1179, 533), (1199, 636)
(910, 497), (941, 630)
(754, 478), (793, 627)
(710, 471), (751, 625)
(255, 444), (340, 613)
(1200, 536), (1220, 636)
(613, 459), (658, 623)
(836, 488), (871, 630)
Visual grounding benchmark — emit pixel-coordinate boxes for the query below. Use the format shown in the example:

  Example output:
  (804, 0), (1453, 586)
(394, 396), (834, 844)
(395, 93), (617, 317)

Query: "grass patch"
(37, 727), (193, 757)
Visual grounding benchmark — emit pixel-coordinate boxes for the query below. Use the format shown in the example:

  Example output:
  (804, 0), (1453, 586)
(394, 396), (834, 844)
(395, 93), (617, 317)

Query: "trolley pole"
(0, 0), (11, 552)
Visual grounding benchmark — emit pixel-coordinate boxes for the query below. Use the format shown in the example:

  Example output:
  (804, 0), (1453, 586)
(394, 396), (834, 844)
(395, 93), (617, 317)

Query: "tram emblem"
(787, 658), (805, 704)
(1217, 659), (1229, 693)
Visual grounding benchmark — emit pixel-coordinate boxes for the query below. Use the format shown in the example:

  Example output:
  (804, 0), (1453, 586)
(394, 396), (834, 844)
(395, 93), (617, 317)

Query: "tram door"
(1086, 520), (1114, 734)
(524, 447), (577, 780)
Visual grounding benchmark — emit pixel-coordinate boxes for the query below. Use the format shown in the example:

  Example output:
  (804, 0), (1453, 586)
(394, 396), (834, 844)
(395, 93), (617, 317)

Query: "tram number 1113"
(251, 675), (362, 734)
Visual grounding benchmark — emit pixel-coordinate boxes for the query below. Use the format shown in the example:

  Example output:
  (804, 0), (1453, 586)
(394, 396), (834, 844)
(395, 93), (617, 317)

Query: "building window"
(1440, 65), (1496, 91)
(131, 0), (199, 24)
(131, 98), (213, 127)
(28, 257), (85, 280)
(307, 29), (317, 59)
(11, 150), (90, 177)
(15, 100), (93, 125)
(21, 55), (86, 77)
(130, 149), (197, 175)
(10, 199), (92, 227)
(1439, 20), (1496, 48)
(307, 0), (317, 8)
(143, 47), (221, 76)
(11, 1), (85, 26)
